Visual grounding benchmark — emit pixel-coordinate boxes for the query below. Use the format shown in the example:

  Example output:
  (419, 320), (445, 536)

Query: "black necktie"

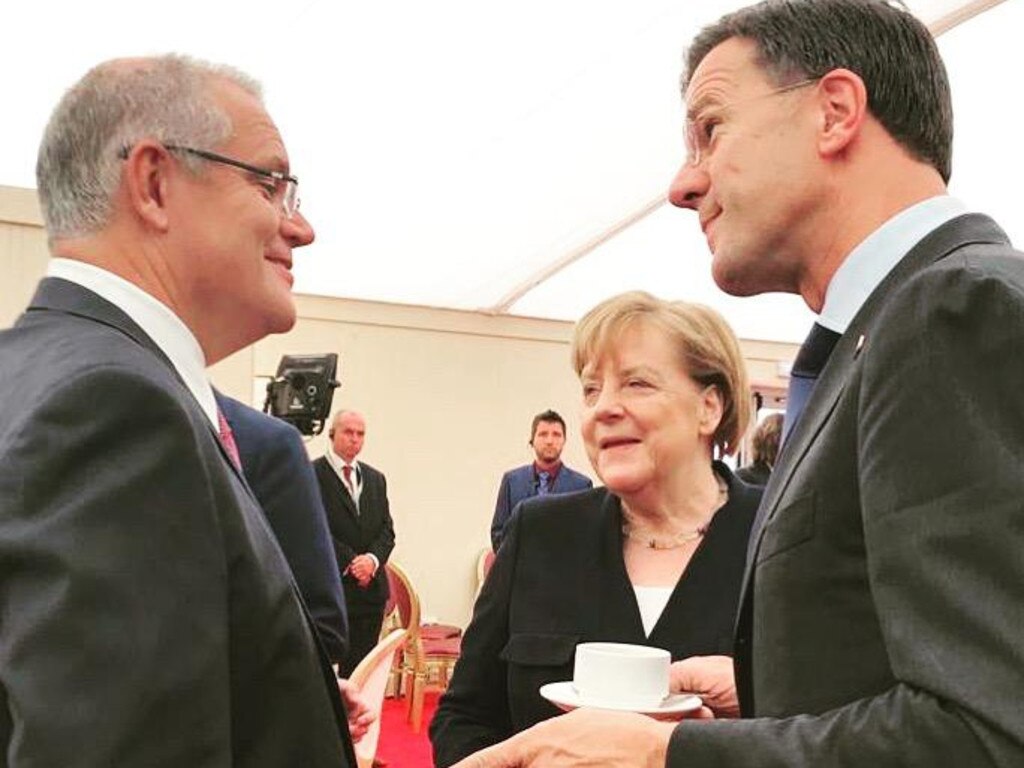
(782, 322), (842, 444)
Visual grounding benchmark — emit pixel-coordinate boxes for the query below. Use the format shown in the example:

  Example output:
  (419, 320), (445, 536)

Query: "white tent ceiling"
(2, 0), (1017, 343)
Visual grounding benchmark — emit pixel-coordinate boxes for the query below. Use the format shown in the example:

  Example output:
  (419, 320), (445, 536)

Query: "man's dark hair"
(530, 409), (566, 443)
(684, 0), (953, 183)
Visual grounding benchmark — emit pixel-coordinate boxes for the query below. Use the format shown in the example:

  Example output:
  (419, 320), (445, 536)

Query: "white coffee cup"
(571, 642), (670, 708)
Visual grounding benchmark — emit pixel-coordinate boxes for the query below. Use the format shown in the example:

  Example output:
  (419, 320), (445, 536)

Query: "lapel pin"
(854, 334), (866, 358)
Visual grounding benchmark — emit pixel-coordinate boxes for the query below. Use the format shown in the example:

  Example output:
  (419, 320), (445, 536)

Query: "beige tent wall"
(238, 299), (597, 626)
(0, 187), (49, 327)
(2, 183), (795, 627)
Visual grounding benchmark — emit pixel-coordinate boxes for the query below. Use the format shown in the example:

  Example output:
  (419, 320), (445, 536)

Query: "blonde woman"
(431, 292), (761, 766)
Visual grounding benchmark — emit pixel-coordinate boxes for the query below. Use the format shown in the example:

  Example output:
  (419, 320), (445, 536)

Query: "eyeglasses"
(118, 143), (301, 218)
(684, 78), (820, 167)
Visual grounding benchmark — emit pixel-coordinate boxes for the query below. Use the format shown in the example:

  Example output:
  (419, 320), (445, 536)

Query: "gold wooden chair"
(475, 547), (496, 599)
(383, 561), (462, 732)
(347, 628), (408, 768)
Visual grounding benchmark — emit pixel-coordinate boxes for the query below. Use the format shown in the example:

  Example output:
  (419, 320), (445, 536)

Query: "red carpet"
(376, 692), (440, 767)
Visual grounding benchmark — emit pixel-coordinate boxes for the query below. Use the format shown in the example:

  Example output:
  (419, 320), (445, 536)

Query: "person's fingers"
(338, 678), (361, 701)
(450, 737), (522, 768)
(669, 657), (707, 693)
(353, 710), (376, 726)
(448, 747), (493, 768)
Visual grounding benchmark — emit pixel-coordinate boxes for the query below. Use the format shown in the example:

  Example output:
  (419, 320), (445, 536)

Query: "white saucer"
(539, 681), (702, 721)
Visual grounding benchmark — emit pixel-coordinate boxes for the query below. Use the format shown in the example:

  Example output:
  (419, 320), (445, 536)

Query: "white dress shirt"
(633, 585), (673, 638)
(46, 258), (217, 427)
(818, 195), (968, 333)
(326, 451), (362, 508)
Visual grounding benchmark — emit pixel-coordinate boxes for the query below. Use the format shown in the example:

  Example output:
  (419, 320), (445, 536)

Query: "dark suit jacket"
(0, 278), (355, 767)
(432, 465), (761, 767)
(313, 457), (395, 615)
(670, 214), (1024, 765)
(216, 392), (349, 665)
(735, 460), (771, 487)
(489, 463), (593, 550)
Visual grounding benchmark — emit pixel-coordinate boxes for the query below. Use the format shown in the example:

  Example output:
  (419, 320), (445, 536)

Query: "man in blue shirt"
(489, 409), (592, 551)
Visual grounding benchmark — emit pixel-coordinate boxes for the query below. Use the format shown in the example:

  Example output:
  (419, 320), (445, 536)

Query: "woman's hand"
(670, 655), (740, 718)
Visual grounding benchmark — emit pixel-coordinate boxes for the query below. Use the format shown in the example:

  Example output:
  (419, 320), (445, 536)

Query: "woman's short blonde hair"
(571, 291), (751, 456)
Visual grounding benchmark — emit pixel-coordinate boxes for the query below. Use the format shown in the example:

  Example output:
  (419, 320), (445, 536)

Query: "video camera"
(263, 353), (340, 436)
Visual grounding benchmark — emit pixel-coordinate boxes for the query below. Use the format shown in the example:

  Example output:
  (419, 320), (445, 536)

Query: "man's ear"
(122, 140), (173, 232)
(815, 68), (868, 159)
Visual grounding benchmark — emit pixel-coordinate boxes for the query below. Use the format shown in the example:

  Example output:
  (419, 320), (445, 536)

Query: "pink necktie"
(217, 409), (242, 469)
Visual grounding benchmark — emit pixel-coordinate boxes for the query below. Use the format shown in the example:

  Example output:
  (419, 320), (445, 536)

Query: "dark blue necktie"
(748, 322), (842, 561)
(537, 471), (551, 495)
(782, 322), (842, 444)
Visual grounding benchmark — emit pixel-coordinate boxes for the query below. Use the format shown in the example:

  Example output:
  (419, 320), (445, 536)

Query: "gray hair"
(36, 54), (263, 240)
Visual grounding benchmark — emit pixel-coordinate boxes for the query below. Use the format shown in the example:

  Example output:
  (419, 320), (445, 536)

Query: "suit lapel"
(28, 277), (254, 492)
(749, 327), (859, 546)
(741, 214), (1011, 595)
(514, 467), (534, 500)
(28, 277), (169, 364)
(595, 493), (648, 641)
(357, 471), (375, 535)
(324, 465), (359, 520)
(550, 469), (576, 494)
(345, 468), (361, 520)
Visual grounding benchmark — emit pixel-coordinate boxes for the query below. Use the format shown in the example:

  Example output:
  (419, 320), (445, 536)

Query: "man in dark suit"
(314, 409), (397, 678)
(452, 1), (1024, 766)
(216, 392), (350, 667)
(0, 55), (356, 766)
(489, 409), (593, 550)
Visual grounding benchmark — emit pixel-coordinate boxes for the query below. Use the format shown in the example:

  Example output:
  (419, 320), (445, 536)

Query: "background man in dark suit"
(489, 409), (593, 550)
(0, 55), (357, 766)
(314, 409), (397, 678)
(453, 1), (1024, 766)
(216, 392), (350, 666)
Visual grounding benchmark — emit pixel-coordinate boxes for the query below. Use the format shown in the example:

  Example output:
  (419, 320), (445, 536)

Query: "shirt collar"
(534, 461), (562, 478)
(818, 195), (968, 333)
(327, 449), (360, 476)
(46, 257), (218, 427)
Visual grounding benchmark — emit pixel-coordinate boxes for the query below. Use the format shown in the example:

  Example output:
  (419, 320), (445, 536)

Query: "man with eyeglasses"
(0, 55), (358, 766)
(450, 1), (1024, 766)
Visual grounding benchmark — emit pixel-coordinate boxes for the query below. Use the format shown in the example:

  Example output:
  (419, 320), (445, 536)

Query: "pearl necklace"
(621, 475), (729, 550)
